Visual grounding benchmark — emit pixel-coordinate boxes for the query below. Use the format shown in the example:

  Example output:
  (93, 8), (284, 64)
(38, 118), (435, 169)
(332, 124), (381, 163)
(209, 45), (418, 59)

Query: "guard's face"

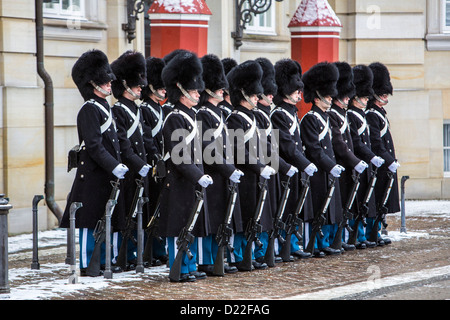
(290, 90), (301, 103)
(97, 81), (112, 98)
(155, 88), (166, 101)
(250, 94), (259, 106)
(355, 96), (369, 109)
(377, 94), (389, 105)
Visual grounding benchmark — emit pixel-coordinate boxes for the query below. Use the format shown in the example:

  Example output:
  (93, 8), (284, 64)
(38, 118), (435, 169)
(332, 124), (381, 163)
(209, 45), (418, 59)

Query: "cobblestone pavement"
(5, 213), (450, 301)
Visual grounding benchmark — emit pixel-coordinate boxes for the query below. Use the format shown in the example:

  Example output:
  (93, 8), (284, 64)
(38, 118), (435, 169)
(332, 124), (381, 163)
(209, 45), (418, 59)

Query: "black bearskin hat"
(273, 58), (303, 105)
(199, 54), (229, 106)
(71, 49), (116, 100)
(302, 62), (339, 103)
(162, 49), (190, 65)
(161, 50), (205, 104)
(142, 56), (166, 97)
(369, 62), (393, 96)
(227, 60), (263, 107)
(352, 65), (374, 98)
(221, 58), (238, 76)
(111, 50), (147, 98)
(201, 54), (228, 92)
(255, 57), (277, 96)
(333, 61), (355, 99)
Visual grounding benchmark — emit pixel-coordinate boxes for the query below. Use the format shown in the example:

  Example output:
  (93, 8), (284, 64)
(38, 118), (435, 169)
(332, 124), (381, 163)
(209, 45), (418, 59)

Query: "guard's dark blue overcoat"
(347, 105), (377, 218)
(270, 101), (314, 222)
(60, 96), (125, 230)
(365, 103), (400, 214)
(226, 104), (272, 233)
(158, 102), (210, 237)
(196, 102), (242, 234)
(300, 105), (342, 224)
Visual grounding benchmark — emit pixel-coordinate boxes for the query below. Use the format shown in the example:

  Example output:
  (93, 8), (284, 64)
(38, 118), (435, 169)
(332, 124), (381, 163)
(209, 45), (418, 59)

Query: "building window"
(444, 122), (450, 174)
(445, 0), (450, 32)
(43, 0), (86, 20)
(243, 3), (276, 36)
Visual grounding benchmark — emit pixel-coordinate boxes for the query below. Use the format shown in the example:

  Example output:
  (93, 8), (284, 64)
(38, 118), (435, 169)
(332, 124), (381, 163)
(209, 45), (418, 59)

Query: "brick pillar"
(288, 0), (342, 117)
(148, 0), (212, 58)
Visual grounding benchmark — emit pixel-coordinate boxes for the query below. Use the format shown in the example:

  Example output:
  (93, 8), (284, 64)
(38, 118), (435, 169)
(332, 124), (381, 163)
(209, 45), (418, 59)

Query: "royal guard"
(218, 57), (238, 118)
(140, 56), (167, 266)
(226, 60), (276, 271)
(196, 53), (242, 275)
(271, 58), (317, 259)
(300, 61), (343, 256)
(60, 49), (128, 276)
(110, 50), (153, 270)
(159, 50), (212, 282)
(346, 64), (384, 248)
(366, 62), (400, 245)
(253, 57), (300, 263)
(328, 61), (368, 252)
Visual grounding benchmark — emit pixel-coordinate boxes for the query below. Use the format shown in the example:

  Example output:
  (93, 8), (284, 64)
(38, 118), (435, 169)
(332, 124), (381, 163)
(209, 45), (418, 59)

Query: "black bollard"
(68, 202), (82, 284)
(0, 194), (13, 294)
(31, 195), (44, 270)
(400, 176), (410, 233)
(136, 197), (149, 274)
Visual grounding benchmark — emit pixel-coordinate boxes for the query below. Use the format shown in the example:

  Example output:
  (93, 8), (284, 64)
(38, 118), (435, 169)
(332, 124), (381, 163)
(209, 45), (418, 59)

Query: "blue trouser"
(254, 231), (268, 259)
(79, 228), (101, 269)
(365, 217), (381, 240)
(348, 219), (367, 242)
(304, 222), (335, 249)
(167, 236), (198, 274)
(197, 235), (217, 265)
(228, 232), (246, 263)
(79, 228), (116, 269)
(278, 229), (302, 254)
(113, 230), (138, 264)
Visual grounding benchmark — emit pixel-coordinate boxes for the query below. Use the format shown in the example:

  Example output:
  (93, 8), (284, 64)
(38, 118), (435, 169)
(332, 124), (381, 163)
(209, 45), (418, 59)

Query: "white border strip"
(284, 265), (450, 300)
(148, 13), (211, 21)
(289, 26), (342, 33)
(291, 34), (341, 39)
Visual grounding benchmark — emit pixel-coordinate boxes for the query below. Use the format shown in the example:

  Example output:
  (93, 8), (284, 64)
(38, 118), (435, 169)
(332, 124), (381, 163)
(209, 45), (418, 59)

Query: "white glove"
(371, 156), (385, 168)
(286, 166), (299, 177)
(354, 161), (369, 174)
(388, 161), (400, 173)
(229, 169), (244, 183)
(330, 165), (345, 178)
(198, 175), (214, 188)
(304, 163), (318, 177)
(260, 166), (276, 180)
(112, 163), (129, 179)
(138, 164), (151, 177)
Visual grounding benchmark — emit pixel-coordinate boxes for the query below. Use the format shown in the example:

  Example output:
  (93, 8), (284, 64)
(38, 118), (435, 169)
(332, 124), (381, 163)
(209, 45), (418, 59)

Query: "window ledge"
(426, 33), (450, 51)
(43, 18), (107, 42)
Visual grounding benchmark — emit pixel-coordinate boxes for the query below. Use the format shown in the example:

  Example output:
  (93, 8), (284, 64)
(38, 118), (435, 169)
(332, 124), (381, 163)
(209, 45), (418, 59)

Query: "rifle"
(264, 176), (291, 267)
(240, 178), (269, 271)
(212, 181), (238, 276)
(330, 172), (360, 250)
(279, 176), (310, 262)
(347, 167), (378, 245)
(85, 178), (120, 277)
(305, 176), (337, 255)
(169, 188), (205, 282)
(116, 177), (145, 270)
(143, 191), (164, 266)
(368, 170), (394, 243)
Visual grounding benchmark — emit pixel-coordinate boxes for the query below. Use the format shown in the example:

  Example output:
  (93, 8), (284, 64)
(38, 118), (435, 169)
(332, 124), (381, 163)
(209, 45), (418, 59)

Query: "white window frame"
(443, 0), (450, 33)
(243, 3), (277, 36)
(444, 121), (450, 177)
(426, 0), (450, 50)
(43, 0), (86, 21)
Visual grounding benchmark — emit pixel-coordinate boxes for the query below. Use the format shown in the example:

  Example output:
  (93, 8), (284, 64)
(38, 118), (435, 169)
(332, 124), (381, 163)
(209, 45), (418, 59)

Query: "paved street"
(3, 209), (450, 304)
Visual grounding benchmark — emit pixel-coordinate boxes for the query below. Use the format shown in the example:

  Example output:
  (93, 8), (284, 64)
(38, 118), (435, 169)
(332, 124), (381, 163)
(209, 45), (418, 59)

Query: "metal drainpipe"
(35, 0), (63, 223)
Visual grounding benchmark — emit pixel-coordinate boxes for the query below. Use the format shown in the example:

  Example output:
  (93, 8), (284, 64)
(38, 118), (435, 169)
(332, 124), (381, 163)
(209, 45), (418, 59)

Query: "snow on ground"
(1, 200), (449, 300)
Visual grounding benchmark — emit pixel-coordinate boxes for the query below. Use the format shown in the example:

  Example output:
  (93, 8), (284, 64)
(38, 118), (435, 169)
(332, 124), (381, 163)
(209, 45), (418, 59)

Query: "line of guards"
(60, 48), (400, 283)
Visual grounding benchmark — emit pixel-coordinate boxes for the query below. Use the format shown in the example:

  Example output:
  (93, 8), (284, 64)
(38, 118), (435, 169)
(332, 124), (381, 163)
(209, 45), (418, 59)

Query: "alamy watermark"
(167, 122), (280, 172)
